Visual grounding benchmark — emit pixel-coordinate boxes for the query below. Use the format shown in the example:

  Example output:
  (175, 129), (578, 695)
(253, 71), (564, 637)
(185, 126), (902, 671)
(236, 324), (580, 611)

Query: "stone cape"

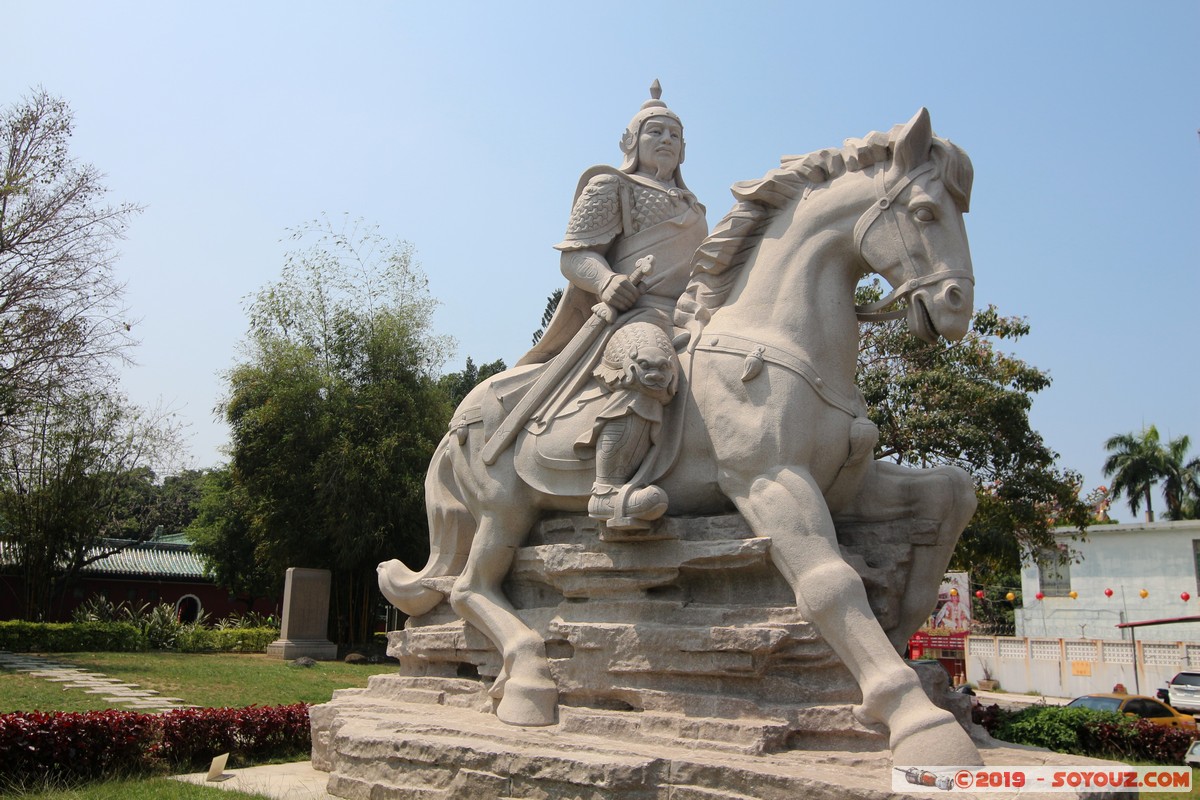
(313, 512), (1123, 799)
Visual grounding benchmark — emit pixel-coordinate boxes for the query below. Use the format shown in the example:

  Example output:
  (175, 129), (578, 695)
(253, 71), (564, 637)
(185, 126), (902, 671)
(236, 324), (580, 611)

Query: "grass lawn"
(1143, 767), (1198, 800)
(1, 669), (118, 713)
(0, 652), (397, 712)
(9, 776), (273, 799)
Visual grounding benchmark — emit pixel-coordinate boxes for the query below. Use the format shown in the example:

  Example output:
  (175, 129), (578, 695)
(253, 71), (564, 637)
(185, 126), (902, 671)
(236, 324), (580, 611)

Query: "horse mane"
(674, 126), (973, 330)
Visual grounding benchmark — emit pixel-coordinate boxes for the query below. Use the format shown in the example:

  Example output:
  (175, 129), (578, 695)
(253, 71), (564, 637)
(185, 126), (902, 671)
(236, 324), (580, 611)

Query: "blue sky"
(4, 2), (1197, 521)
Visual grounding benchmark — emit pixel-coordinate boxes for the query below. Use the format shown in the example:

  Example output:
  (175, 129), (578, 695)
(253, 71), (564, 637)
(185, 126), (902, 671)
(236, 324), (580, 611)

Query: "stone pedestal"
(312, 696), (1121, 799)
(313, 514), (1130, 797)
(313, 514), (964, 796)
(267, 567), (338, 661)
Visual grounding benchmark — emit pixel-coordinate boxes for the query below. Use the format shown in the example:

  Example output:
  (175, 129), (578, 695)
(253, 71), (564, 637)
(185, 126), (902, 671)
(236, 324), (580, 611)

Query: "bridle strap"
(851, 161), (935, 254)
(855, 269), (976, 322)
(852, 161), (974, 323)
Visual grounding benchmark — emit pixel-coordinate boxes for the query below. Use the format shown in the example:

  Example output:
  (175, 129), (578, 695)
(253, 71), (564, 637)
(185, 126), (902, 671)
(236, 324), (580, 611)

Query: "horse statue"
(379, 108), (982, 766)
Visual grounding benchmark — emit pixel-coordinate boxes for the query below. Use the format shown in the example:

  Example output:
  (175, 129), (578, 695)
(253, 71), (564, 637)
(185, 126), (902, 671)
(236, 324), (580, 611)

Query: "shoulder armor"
(556, 173), (624, 250)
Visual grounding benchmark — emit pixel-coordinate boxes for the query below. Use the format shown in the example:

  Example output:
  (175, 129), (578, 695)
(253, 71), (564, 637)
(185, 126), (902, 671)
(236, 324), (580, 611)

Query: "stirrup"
(589, 483), (668, 531)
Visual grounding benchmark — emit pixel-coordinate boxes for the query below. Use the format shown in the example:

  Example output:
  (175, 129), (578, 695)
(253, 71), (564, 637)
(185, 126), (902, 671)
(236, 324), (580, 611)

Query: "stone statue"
(500, 81), (707, 531)
(373, 98), (983, 771)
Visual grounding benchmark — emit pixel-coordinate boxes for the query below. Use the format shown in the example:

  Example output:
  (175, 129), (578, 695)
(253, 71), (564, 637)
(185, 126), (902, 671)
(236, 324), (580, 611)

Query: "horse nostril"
(944, 285), (964, 310)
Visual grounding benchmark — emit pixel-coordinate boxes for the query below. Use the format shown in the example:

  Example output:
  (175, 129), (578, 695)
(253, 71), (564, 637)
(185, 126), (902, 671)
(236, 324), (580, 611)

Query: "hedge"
(0, 704), (310, 787)
(0, 621), (279, 654)
(0, 621), (147, 652)
(174, 626), (278, 653)
(982, 703), (1200, 765)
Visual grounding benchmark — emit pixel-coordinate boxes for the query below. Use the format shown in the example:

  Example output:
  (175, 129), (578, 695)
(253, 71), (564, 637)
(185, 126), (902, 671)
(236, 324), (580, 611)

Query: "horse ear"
(892, 108), (932, 172)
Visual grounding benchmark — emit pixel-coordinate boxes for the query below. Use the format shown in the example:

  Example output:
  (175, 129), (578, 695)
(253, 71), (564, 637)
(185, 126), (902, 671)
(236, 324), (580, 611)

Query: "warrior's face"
(636, 116), (683, 182)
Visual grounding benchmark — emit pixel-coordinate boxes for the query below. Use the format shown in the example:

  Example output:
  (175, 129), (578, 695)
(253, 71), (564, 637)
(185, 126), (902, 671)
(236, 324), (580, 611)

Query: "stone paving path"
(0, 650), (196, 713)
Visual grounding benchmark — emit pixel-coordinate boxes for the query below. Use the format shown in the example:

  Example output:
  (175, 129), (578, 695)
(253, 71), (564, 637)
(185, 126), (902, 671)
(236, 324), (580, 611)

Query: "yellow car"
(1066, 693), (1198, 729)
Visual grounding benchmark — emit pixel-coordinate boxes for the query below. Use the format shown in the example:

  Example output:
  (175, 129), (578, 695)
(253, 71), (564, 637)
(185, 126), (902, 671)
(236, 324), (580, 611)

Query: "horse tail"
(377, 434), (476, 617)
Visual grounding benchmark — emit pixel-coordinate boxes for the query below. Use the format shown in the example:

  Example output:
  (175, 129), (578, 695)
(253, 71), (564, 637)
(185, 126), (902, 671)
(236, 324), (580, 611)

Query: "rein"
(851, 161), (974, 323)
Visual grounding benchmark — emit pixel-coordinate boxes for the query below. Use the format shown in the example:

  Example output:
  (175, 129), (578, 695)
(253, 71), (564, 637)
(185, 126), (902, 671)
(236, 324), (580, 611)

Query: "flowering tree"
(856, 283), (1091, 586)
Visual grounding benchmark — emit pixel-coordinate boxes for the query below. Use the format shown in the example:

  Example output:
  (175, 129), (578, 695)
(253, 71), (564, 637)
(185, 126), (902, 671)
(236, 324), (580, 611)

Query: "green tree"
(187, 465), (271, 609)
(531, 288), (563, 345)
(1104, 426), (1199, 522)
(0, 388), (183, 619)
(152, 467), (207, 535)
(211, 216), (452, 644)
(439, 356), (506, 408)
(856, 286), (1090, 586)
(0, 88), (140, 418)
(1102, 426), (1165, 522)
(1159, 433), (1199, 521)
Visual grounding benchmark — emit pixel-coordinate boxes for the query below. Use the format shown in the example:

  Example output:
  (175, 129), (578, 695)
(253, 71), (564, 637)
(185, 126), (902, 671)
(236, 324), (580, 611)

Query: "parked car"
(1166, 671), (1200, 713)
(1186, 740), (1200, 768)
(1065, 693), (1198, 730)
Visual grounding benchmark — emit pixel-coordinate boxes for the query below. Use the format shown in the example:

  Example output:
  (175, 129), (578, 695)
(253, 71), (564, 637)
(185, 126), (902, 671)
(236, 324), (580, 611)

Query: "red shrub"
(0, 704), (311, 784)
(0, 709), (160, 780)
(157, 704), (311, 767)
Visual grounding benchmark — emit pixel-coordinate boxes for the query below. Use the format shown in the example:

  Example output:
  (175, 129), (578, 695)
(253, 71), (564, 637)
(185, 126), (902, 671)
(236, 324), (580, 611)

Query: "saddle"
(469, 360), (688, 500)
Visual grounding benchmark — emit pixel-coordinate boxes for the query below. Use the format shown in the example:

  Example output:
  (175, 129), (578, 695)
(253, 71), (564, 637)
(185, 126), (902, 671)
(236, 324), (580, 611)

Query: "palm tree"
(1160, 433), (1200, 521)
(1103, 426), (1165, 522)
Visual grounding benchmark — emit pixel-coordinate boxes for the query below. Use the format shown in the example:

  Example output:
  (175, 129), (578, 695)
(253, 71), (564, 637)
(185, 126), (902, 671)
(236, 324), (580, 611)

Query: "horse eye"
(914, 206), (936, 223)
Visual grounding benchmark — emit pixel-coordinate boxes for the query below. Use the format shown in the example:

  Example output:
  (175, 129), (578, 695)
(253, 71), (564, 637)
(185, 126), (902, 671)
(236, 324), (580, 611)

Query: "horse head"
(853, 108), (975, 343)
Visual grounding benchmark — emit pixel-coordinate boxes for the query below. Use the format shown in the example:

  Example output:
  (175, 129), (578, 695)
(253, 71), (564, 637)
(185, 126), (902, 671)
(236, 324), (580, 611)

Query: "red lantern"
(1104, 588), (1113, 598)
(975, 590), (985, 599)
(1035, 592), (1044, 600)
(1183, 592), (1191, 602)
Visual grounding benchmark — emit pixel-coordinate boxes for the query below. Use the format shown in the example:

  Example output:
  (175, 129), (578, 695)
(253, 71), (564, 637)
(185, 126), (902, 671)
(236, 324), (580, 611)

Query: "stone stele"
(267, 567), (337, 661)
(313, 88), (1121, 799)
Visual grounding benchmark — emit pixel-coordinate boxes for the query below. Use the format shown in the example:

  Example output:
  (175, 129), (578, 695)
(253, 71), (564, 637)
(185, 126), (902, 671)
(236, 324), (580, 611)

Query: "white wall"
(1016, 521), (1200, 643)
(966, 635), (1200, 699)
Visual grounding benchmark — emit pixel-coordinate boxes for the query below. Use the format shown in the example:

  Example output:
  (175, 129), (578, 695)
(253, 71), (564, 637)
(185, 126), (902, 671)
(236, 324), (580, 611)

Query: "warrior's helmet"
(619, 80), (688, 186)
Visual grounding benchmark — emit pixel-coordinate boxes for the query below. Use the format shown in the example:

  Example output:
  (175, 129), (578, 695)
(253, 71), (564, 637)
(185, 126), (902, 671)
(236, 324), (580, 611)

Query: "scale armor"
(560, 173), (690, 249)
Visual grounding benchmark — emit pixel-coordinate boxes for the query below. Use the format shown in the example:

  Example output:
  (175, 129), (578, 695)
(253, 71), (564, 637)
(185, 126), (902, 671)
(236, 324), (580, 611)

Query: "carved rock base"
(313, 513), (1121, 798)
(312, 696), (1118, 799)
(373, 512), (957, 750)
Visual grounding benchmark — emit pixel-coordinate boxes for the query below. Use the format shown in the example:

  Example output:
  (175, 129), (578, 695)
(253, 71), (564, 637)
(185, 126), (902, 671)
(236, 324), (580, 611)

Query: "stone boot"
(588, 482), (668, 530)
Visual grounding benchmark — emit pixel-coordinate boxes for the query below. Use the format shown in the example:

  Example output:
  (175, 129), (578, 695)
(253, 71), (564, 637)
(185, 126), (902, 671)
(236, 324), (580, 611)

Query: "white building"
(1016, 520), (1200, 642)
(965, 521), (1200, 697)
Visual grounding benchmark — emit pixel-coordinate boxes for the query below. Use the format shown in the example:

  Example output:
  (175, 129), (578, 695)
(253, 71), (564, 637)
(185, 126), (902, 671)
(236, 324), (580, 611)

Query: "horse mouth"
(914, 296), (940, 342)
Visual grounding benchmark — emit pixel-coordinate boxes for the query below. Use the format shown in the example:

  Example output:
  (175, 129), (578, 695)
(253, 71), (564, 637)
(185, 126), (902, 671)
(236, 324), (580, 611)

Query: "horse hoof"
(889, 709), (982, 767)
(489, 670), (508, 700)
(495, 675), (558, 727)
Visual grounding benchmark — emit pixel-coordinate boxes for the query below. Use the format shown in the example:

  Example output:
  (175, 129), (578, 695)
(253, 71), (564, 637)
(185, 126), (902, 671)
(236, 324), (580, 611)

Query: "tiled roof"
(0, 539), (209, 580)
(81, 541), (208, 580)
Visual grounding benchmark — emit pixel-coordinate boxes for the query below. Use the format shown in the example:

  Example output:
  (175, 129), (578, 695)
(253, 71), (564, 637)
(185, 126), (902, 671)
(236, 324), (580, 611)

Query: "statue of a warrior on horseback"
(379, 82), (984, 767)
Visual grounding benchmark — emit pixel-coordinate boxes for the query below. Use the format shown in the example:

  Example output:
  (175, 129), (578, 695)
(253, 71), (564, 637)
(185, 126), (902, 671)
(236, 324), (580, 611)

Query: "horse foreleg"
(728, 466), (981, 766)
(449, 510), (558, 726)
(835, 460), (977, 652)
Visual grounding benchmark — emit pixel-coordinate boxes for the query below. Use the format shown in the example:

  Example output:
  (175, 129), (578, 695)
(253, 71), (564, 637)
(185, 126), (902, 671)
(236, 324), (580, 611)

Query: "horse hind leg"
(378, 436), (477, 617)
(729, 466), (981, 766)
(834, 460), (977, 652)
(449, 508), (558, 727)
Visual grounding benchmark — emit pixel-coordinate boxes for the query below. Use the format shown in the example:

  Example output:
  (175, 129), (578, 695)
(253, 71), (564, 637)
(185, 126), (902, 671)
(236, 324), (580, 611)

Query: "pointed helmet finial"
(649, 79), (662, 101)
